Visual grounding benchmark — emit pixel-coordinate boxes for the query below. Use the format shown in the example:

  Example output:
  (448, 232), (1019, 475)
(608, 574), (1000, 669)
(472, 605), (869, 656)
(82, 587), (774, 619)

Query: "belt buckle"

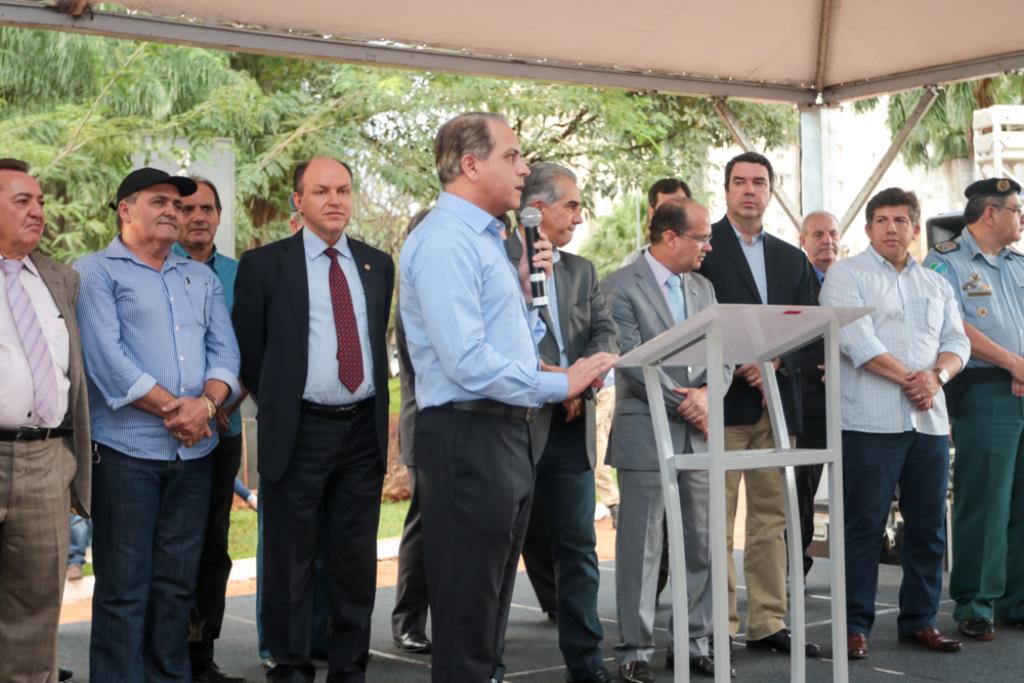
(524, 408), (536, 424)
(15, 426), (44, 441)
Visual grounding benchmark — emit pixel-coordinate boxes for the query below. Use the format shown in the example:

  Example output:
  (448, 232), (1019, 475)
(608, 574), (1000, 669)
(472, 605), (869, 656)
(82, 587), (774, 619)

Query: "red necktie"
(324, 247), (364, 393)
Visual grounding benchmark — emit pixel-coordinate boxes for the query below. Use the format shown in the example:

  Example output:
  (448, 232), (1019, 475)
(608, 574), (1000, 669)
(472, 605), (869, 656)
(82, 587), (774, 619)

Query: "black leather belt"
(441, 399), (535, 423)
(300, 398), (373, 420)
(0, 426), (73, 442)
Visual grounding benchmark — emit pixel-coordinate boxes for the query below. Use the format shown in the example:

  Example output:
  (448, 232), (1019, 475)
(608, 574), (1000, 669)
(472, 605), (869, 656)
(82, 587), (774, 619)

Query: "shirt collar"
(961, 226), (1010, 262)
(812, 264), (826, 283)
(866, 243), (919, 272)
(436, 192), (506, 236)
(729, 220), (764, 245)
(104, 236), (187, 272)
(171, 241), (220, 266)
(643, 248), (676, 287)
(0, 253), (41, 277)
(302, 227), (352, 262)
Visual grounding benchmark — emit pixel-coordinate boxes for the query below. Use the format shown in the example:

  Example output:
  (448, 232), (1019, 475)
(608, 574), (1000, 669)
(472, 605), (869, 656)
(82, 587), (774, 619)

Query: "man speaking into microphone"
(400, 113), (617, 683)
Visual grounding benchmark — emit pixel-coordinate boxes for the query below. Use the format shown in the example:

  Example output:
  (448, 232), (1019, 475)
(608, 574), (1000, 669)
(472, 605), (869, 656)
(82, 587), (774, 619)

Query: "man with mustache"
(76, 167), (240, 681)
(0, 158), (91, 683)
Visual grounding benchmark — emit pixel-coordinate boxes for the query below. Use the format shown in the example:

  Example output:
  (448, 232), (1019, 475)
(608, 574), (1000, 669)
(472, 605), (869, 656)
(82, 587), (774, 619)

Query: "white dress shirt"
(819, 246), (970, 436)
(0, 254), (70, 428)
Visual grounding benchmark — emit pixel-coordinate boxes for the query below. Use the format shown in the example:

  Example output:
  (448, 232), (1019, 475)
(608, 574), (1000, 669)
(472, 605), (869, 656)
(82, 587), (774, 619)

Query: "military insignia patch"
(998, 179), (1011, 192)
(979, 306), (989, 317)
(934, 240), (959, 253)
(929, 262), (948, 274)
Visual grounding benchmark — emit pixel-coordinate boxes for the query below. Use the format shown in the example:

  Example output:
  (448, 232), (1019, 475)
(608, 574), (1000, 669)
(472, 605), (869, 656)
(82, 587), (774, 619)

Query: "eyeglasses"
(994, 204), (1024, 217)
(677, 232), (713, 245)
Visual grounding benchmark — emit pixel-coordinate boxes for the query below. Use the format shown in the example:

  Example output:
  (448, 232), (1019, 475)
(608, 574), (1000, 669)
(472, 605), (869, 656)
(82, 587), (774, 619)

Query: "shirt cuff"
(938, 343), (971, 370)
(536, 371), (570, 405)
(205, 368), (241, 405)
(846, 336), (888, 368)
(111, 373), (158, 410)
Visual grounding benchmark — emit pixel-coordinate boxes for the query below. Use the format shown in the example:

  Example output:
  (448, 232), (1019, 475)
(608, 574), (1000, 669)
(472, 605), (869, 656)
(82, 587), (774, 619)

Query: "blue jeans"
(68, 512), (92, 567)
(842, 430), (949, 638)
(89, 446), (212, 682)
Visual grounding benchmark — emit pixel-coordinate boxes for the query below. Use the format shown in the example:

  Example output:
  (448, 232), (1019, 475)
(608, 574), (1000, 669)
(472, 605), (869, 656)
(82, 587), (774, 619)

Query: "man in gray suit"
(507, 162), (619, 683)
(0, 158), (91, 683)
(603, 200), (732, 682)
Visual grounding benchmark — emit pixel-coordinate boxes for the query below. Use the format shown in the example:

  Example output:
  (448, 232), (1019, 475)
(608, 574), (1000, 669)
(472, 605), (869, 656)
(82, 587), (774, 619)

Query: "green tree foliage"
(578, 195), (646, 279)
(0, 26), (797, 263)
(857, 78), (1024, 169)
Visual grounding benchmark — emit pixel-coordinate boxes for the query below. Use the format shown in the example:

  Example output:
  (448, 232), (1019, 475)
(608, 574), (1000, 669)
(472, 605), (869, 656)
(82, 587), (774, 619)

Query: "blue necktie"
(667, 274), (686, 324)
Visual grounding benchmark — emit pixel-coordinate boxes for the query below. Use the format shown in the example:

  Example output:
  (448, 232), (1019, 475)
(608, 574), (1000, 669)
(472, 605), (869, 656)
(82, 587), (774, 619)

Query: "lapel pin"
(363, 263), (371, 271)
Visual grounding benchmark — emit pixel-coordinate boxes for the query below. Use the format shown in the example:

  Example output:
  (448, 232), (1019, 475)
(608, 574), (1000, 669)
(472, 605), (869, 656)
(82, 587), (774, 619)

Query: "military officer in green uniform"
(923, 177), (1024, 641)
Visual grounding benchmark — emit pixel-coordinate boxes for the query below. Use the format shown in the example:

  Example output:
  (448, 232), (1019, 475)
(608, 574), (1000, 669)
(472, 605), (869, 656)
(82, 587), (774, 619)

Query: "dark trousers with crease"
(843, 430), (948, 638)
(392, 466), (430, 639)
(188, 434), (242, 672)
(521, 414), (604, 680)
(261, 407), (384, 683)
(417, 406), (534, 683)
(795, 416), (826, 576)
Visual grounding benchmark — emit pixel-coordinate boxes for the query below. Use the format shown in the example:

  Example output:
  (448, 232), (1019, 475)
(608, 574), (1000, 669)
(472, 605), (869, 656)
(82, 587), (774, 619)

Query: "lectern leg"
(709, 466), (731, 683)
(783, 464), (806, 683)
(827, 460), (849, 682)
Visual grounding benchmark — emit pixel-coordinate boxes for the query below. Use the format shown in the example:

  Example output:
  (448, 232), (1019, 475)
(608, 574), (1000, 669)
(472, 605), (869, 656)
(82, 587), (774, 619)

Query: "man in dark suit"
(391, 208), (433, 655)
(794, 211), (840, 576)
(233, 157), (394, 683)
(698, 151), (818, 656)
(509, 162), (619, 683)
(0, 158), (91, 683)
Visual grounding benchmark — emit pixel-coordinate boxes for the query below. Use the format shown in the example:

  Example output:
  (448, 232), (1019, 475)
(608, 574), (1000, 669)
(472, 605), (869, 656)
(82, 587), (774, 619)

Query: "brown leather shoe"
(899, 626), (962, 653)
(847, 632), (868, 659)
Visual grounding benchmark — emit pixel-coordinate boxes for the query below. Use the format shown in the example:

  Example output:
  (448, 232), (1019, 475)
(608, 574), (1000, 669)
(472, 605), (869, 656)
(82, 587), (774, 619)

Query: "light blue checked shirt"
(75, 237), (240, 460)
(731, 222), (768, 304)
(820, 246), (970, 436)
(399, 192), (568, 409)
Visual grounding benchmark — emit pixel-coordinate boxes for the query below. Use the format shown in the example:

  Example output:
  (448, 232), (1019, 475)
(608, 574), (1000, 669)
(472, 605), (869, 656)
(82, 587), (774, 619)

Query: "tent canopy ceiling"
(2, 0), (1024, 103)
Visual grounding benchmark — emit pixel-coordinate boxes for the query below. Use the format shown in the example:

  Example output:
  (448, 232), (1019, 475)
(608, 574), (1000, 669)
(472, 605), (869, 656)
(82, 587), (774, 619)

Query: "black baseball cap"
(109, 167), (198, 210)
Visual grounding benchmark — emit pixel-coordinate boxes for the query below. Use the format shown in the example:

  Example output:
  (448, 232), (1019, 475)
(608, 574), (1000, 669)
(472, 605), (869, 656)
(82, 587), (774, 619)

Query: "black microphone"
(519, 207), (548, 309)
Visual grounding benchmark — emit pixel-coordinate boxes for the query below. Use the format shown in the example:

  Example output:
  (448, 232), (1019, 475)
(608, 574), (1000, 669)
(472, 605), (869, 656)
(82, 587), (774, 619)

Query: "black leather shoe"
(393, 632), (432, 654)
(618, 660), (655, 683)
(959, 618), (996, 640)
(193, 662), (246, 683)
(570, 667), (614, 683)
(746, 628), (820, 657)
(59, 669), (73, 682)
(665, 651), (736, 678)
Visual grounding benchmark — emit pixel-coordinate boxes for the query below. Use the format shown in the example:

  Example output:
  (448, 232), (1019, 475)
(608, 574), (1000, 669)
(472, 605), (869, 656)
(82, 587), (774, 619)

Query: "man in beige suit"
(0, 158), (91, 683)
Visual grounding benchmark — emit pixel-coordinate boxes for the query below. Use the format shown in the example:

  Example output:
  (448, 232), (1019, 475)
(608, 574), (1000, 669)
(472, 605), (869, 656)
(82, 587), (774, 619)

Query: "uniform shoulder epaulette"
(933, 240), (959, 254)
(1009, 246), (1024, 257)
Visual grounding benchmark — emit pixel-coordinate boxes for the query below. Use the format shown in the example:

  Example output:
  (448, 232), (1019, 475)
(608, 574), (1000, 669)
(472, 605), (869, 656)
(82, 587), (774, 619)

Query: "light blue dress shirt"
(75, 237), (241, 460)
(820, 246), (970, 436)
(643, 248), (685, 320)
(301, 228), (375, 405)
(923, 227), (1024, 368)
(730, 223), (768, 303)
(171, 243), (242, 437)
(399, 192), (569, 408)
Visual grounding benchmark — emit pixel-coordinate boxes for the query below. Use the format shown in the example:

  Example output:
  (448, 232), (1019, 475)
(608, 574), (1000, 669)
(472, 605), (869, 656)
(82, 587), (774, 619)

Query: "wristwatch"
(934, 368), (950, 385)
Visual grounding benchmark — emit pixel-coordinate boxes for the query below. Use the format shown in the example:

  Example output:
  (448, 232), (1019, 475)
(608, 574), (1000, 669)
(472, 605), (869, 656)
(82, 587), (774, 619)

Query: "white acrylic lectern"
(614, 304), (870, 683)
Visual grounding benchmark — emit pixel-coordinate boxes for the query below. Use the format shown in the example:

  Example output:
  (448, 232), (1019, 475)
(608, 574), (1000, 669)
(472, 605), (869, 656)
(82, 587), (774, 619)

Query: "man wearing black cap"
(75, 168), (240, 681)
(924, 177), (1024, 641)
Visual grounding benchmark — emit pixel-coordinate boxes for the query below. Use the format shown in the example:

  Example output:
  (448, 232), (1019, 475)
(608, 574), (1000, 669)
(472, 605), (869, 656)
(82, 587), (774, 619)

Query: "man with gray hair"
(400, 113), (616, 682)
(508, 162), (619, 683)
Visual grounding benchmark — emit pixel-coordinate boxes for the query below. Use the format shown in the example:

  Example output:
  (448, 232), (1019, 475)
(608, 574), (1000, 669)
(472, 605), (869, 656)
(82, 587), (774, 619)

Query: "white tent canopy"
(2, 0), (1024, 104)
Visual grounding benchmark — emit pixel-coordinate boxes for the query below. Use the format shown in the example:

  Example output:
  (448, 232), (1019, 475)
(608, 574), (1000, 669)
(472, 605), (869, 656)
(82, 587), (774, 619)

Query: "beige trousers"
(594, 386), (620, 507)
(0, 437), (76, 683)
(724, 411), (788, 640)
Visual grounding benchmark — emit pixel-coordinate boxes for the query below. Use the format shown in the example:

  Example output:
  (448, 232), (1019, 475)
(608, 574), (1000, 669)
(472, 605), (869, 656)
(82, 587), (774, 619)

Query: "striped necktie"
(0, 259), (59, 424)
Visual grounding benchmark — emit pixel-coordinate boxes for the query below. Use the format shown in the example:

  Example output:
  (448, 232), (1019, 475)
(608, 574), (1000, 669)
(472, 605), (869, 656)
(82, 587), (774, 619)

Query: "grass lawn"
(388, 376), (401, 415)
(226, 499), (410, 560)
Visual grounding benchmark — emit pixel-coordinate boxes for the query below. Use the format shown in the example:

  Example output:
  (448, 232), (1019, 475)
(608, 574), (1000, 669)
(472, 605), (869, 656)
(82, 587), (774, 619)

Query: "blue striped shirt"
(399, 192), (568, 408)
(75, 237), (240, 460)
(171, 243), (242, 437)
